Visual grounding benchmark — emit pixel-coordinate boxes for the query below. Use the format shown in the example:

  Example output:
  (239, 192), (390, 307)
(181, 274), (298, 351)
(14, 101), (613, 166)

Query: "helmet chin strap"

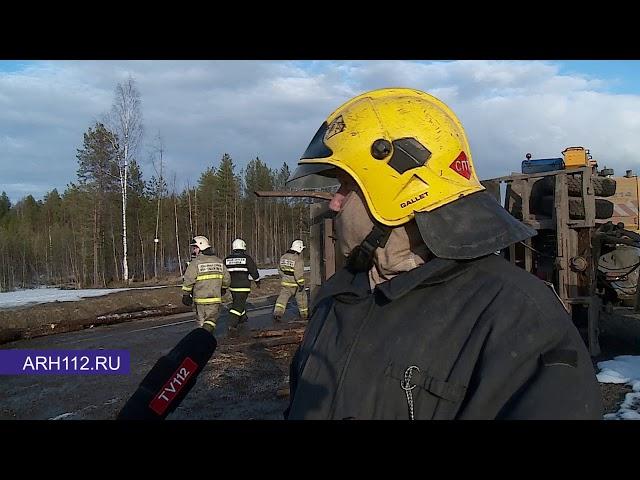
(345, 222), (392, 274)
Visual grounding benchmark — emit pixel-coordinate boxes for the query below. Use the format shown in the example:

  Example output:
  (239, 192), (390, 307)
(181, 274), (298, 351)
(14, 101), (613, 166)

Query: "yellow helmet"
(290, 87), (483, 226)
(288, 88), (535, 260)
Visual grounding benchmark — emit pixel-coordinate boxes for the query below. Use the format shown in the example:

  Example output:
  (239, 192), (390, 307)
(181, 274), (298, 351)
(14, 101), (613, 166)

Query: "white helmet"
(190, 235), (211, 250)
(291, 239), (305, 253)
(232, 238), (246, 250)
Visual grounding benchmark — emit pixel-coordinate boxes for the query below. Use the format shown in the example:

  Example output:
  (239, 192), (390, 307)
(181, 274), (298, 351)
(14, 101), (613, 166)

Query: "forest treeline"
(0, 124), (310, 291)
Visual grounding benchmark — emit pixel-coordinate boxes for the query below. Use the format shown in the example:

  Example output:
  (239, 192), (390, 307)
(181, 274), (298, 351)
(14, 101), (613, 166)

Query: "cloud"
(1, 60), (639, 203)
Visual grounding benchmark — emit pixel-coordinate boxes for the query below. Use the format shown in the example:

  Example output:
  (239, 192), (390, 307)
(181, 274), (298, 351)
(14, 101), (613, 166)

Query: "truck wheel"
(535, 196), (614, 220)
(538, 175), (616, 197)
(590, 177), (617, 197)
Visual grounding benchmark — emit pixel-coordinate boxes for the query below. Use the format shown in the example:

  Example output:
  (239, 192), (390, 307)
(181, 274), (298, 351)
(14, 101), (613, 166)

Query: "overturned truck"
(258, 147), (640, 357)
(483, 147), (640, 356)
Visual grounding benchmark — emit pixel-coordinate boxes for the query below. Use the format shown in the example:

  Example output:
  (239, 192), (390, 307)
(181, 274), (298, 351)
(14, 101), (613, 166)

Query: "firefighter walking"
(273, 240), (307, 322)
(224, 238), (260, 335)
(181, 235), (231, 333)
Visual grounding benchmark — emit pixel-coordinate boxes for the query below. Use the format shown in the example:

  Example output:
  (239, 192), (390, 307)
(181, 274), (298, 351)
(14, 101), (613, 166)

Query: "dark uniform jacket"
(224, 250), (260, 289)
(286, 254), (603, 420)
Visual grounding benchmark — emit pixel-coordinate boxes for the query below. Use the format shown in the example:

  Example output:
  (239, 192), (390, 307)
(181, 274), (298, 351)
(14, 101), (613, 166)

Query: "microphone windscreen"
(117, 328), (216, 420)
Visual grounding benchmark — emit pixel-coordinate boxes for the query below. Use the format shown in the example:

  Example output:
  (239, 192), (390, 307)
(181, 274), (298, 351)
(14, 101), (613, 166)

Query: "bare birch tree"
(106, 76), (144, 284)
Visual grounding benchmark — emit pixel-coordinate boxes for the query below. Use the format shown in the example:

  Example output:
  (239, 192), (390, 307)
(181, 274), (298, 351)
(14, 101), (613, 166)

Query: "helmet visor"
(285, 121), (342, 192)
(300, 121), (333, 160)
(286, 163), (341, 191)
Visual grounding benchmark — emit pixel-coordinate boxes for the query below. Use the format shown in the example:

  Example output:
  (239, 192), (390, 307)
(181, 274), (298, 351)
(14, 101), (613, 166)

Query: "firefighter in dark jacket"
(224, 238), (260, 335)
(182, 236), (231, 334)
(283, 88), (604, 420)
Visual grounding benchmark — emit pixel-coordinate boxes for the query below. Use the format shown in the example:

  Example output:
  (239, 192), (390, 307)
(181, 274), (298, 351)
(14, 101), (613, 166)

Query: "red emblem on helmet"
(449, 151), (471, 179)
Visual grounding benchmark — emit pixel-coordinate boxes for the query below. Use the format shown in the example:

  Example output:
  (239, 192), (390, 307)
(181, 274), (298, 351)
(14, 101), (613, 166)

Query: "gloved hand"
(182, 294), (193, 306)
(255, 279), (261, 289)
(297, 284), (305, 293)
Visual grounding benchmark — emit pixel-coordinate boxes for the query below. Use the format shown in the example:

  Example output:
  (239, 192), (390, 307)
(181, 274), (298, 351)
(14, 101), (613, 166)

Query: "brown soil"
(169, 336), (299, 420)
(594, 330), (640, 416)
(599, 383), (633, 415)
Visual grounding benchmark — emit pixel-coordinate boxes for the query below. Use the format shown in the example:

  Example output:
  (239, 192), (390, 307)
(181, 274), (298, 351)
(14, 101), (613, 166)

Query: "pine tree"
(196, 166), (217, 245)
(215, 154), (238, 256)
(76, 122), (119, 286)
(0, 192), (11, 220)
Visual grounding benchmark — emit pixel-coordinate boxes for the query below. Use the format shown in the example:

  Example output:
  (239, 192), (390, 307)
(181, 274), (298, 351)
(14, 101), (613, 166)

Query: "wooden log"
(254, 190), (333, 200)
(287, 320), (309, 326)
(252, 328), (305, 338)
(221, 334), (303, 350)
(256, 335), (303, 347)
(94, 306), (188, 325)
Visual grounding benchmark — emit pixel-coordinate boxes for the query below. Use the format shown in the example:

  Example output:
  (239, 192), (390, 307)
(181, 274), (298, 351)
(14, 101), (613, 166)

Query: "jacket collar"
(375, 257), (471, 300)
(313, 257), (475, 307)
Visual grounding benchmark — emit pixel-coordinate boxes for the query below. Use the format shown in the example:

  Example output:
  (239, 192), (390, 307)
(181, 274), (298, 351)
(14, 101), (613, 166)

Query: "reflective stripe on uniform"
(197, 274), (223, 281)
(227, 267), (249, 272)
(229, 287), (251, 292)
(281, 281), (299, 287)
(194, 297), (222, 304)
(182, 285), (193, 292)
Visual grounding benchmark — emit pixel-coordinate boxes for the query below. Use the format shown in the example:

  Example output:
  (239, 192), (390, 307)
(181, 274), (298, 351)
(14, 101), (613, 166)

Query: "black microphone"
(117, 327), (217, 420)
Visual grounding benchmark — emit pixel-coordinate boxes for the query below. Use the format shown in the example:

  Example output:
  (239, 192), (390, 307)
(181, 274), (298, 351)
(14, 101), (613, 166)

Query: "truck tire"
(534, 196), (614, 220)
(591, 177), (617, 197)
(538, 175), (616, 197)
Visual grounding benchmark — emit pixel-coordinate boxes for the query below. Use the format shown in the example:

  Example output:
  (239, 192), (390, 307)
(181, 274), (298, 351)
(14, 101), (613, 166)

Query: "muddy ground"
(593, 329), (640, 416)
(0, 274), (307, 420)
(1, 271), (639, 419)
(0, 296), (305, 420)
(171, 338), (298, 420)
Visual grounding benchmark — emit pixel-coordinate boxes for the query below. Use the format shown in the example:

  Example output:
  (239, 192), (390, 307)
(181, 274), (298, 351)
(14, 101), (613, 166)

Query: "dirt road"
(0, 299), (300, 420)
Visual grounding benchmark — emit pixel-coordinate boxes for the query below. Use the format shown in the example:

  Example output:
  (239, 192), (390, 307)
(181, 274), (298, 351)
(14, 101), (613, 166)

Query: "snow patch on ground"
(0, 267), (310, 309)
(0, 286), (168, 309)
(258, 266), (310, 278)
(597, 355), (640, 420)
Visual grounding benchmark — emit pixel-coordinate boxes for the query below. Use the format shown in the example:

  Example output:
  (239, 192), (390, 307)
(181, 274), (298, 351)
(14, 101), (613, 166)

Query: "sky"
(1, 60), (640, 204)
